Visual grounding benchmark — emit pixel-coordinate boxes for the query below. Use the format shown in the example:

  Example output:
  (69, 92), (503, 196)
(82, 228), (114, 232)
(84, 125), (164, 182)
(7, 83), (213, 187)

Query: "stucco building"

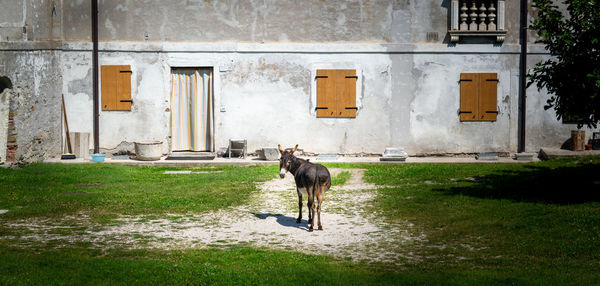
(0, 0), (594, 163)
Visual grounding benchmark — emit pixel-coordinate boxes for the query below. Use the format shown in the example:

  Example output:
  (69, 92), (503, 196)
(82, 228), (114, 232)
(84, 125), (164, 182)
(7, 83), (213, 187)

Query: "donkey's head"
(278, 144), (298, 178)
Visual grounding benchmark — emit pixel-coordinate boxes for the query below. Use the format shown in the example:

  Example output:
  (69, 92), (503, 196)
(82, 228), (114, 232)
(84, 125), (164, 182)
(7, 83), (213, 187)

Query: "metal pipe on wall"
(92, 0), (99, 154)
(518, 0), (528, 153)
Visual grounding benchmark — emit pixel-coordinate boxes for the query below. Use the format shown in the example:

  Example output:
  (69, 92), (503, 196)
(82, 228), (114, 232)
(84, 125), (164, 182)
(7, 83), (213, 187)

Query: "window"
(316, 69), (357, 118)
(449, 0), (506, 43)
(101, 65), (132, 111)
(459, 73), (498, 122)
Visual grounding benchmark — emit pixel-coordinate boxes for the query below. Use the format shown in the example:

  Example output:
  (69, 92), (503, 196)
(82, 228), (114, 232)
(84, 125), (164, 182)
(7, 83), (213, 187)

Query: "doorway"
(170, 68), (214, 152)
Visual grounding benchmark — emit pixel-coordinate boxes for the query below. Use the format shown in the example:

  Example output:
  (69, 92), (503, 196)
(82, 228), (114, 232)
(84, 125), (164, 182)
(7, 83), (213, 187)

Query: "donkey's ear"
(278, 144), (284, 154)
(291, 144), (298, 153)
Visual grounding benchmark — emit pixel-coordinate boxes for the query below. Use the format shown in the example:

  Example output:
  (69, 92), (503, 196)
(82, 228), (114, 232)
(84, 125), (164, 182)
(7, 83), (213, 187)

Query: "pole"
(92, 0), (99, 154)
(518, 0), (528, 153)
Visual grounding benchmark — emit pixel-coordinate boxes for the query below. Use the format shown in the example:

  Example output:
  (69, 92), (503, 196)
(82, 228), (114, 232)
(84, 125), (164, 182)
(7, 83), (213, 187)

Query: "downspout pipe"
(518, 0), (528, 153)
(92, 0), (99, 154)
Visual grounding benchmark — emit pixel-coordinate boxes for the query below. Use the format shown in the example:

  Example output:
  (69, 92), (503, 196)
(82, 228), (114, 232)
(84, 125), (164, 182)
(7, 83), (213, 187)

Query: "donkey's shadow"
(252, 213), (310, 230)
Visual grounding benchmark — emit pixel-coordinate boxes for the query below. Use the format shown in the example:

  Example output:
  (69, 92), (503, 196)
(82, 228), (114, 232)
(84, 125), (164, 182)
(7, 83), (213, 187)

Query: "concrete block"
(316, 153), (338, 161)
(260, 148), (280, 161)
(68, 132), (90, 159)
(476, 152), (498, 161)
(513, 152), (535, 161)
(380, 147), (408, 161)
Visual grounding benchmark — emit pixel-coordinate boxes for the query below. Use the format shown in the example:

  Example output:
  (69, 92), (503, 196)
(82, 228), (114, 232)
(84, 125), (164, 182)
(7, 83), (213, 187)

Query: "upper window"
(316, 69), (357, 118)
(101, 65), (132, 111)
(459, 73), (498, 122)
(449, 0), (506, 43)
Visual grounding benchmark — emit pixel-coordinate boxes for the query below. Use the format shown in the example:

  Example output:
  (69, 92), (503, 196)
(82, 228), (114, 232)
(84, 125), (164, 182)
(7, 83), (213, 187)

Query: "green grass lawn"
(1, 158), (599, 285)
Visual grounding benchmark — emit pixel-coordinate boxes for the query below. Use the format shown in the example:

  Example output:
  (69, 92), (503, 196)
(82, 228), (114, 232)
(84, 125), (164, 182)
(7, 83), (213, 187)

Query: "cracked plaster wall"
(1, 0), (590, 160)
(0, 51), (62, 163)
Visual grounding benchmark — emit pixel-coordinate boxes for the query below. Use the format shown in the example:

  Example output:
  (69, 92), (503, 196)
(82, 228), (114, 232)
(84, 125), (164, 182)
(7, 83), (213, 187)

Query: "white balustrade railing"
(450, 0), (506, 43)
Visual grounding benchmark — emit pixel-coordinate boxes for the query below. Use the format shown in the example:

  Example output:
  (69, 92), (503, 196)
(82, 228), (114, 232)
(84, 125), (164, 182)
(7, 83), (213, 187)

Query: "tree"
(528, 0), (600, 128)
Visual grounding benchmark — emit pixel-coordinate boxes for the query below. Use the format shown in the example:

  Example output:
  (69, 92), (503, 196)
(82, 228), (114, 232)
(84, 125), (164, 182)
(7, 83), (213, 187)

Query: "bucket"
(90, 153), (106, 162)
(135, 141), (163, 161)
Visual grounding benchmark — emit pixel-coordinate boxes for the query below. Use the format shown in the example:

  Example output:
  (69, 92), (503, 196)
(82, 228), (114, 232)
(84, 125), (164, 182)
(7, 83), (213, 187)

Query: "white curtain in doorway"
(171, 68), (214, 151)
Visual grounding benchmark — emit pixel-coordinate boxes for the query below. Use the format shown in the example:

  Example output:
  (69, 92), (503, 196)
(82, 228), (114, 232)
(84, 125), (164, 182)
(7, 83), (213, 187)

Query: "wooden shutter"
(101, 66), (118, 110)
(316, 70), (336, 118)
(479, 73), (498, 121)
(339, 69), (357, 118)
(316, 69), (357, 118)
(101, 65), (132, 111)
(459, 73), (478, 121)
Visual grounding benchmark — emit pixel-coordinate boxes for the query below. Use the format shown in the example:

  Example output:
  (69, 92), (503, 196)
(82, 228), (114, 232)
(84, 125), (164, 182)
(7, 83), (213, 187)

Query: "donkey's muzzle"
(279, 169), (286, 178)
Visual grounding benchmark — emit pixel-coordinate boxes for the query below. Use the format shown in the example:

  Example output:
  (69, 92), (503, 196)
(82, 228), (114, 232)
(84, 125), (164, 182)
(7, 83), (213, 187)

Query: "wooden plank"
(339, 69), (357, 118)
(316, 70), (336, 117)
(459, 73), (478, 121)
(116, 65), (132, 110)
(479, 73), (498, 121)
(101, 65), (118, 110)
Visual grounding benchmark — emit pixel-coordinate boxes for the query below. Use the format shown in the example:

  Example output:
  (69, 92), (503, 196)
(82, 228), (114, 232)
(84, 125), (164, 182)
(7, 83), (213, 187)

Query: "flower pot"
(135, 141), (163, 161)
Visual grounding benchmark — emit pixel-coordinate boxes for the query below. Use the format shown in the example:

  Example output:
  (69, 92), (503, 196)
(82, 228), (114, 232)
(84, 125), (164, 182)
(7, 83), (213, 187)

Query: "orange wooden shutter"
(339, 69), (357, 118)
(460, 73), (478, 121)
(479, 73), (498, 121)
(116, 66), (132, 111)
(101, 65), (132, 111)
(101, 66), (118, 110)
(316, 70), (336, 118)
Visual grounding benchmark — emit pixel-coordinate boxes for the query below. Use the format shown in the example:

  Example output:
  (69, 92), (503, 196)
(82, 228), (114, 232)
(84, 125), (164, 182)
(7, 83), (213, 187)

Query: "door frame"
(164, 59), (219, 153)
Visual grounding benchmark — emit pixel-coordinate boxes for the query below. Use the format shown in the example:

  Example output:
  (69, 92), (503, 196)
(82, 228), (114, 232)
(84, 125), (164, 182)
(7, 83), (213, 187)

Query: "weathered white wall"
(391, 52), (519, 154)
(60, 45), (394, 154)
(2, 0), (595, 161)
(0, 50), (62, 162)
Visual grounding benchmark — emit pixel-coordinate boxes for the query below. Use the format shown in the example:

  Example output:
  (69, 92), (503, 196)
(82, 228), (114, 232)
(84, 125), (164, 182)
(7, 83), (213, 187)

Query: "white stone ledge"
(0, 41), (550, 55)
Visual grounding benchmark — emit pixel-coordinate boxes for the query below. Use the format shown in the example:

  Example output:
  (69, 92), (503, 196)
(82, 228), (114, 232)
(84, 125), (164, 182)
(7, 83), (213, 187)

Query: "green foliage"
(528, 0), (600, 128)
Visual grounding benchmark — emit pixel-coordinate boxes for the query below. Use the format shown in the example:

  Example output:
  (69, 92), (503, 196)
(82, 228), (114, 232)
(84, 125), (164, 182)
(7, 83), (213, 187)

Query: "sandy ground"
(3, 169), (425, 264)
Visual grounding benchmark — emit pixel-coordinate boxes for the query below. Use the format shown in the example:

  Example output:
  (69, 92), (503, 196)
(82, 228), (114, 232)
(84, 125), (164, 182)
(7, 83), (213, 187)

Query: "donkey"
(278, 144), (331, 231)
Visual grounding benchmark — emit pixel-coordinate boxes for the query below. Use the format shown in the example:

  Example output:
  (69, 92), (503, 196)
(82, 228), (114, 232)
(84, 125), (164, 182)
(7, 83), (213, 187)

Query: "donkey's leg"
(317, 189), (324, 230)
(306, 187), (314, 225)
(296, 192), (303, 223)
(307, 194), (315, 232)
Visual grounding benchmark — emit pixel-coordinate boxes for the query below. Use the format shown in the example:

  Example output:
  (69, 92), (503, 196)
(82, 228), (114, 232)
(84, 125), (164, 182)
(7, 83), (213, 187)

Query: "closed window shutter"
(460, 73), (478, 121)
(316, 69), (357, 118)
(479, 73), (498, 121)
(101, 65), (132, 111)
(339, 69), (357, 118)
(101, 66), (118, 110)
(316, 70), (336, 118)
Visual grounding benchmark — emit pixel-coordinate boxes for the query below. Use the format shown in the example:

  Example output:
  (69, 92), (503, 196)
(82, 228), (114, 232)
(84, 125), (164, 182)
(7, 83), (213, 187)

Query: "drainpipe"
(518, 0), (527, 153)
(92, 0), (99, 154)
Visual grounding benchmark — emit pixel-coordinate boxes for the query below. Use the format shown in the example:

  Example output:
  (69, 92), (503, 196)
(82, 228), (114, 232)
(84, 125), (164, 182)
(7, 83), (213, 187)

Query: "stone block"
(258, 147), (280, 161)
(380, 147), (408, 161)
(476, 152), (498, 161)
(316, 153), (338, 161)
(513, 153), (535, 161)
(263, 148), (280, 161)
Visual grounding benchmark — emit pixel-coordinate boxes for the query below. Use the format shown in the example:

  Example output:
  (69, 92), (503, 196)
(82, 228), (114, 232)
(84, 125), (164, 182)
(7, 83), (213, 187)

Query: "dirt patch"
(2, 169), (425, 265)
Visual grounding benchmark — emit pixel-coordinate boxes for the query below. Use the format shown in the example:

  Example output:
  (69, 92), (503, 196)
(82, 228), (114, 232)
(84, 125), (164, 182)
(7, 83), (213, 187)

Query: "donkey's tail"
(316, 171), (331, 193)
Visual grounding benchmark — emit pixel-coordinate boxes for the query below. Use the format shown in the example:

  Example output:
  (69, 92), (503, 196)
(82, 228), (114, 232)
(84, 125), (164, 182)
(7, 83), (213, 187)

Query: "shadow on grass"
(434, 163), (600, 204)
(252, 213), (310, 230)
